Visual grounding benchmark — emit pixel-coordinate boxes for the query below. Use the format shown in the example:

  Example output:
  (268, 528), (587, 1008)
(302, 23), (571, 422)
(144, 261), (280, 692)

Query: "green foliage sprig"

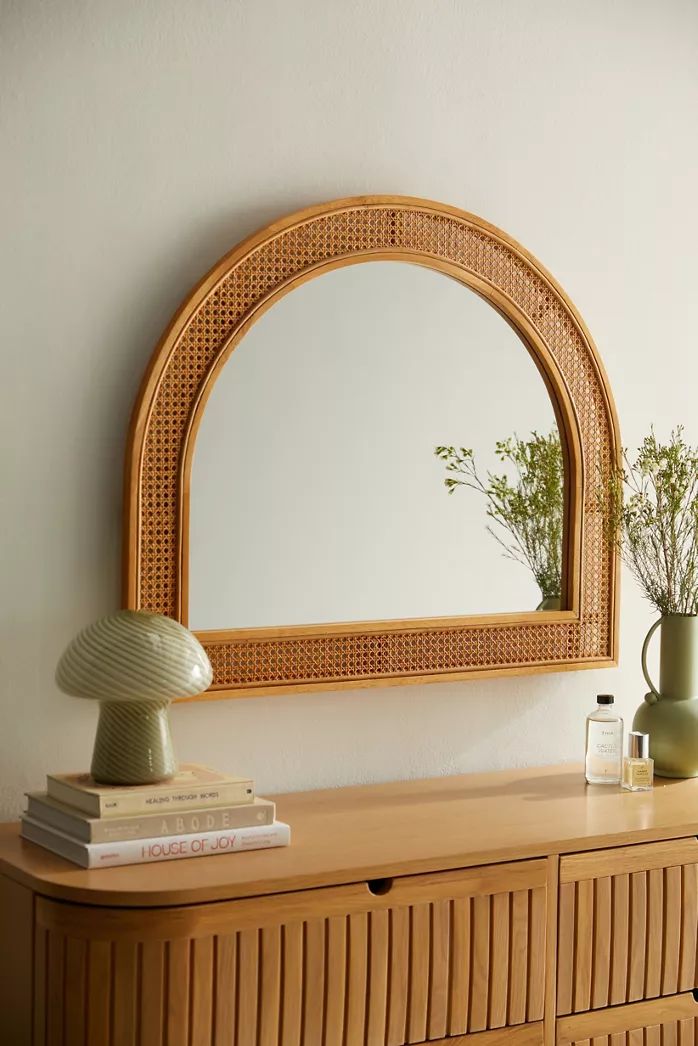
(609, 428), (698, 616)
(435, 430), (564, 600)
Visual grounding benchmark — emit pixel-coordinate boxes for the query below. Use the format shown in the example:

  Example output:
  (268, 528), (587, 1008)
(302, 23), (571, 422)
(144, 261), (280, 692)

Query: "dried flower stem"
(608, 427), (698, 616)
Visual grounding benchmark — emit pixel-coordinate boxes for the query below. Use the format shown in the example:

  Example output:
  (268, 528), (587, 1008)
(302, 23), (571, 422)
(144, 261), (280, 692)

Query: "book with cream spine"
(20, 817), (290, 868)
(25, 793), (275, 843)
(46, 763), (254, 818)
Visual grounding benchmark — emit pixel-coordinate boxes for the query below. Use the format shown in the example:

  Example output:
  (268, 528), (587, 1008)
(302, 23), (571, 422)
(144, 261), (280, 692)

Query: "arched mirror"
(124, 197), (619, 699)
(189, 262), (564, 629)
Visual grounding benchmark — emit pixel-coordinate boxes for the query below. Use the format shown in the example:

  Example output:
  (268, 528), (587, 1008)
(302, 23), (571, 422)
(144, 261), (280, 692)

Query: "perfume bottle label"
(586, 721), (622, 778)
(630, 762), (651, 786)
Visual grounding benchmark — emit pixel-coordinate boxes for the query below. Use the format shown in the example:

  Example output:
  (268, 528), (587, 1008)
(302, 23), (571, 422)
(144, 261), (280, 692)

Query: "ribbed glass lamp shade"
(55, 610), (212, 702)
(55, 611), (213, 785)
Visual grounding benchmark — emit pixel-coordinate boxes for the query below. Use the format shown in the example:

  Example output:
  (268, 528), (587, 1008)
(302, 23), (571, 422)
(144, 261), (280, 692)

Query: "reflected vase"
(536, 596), (561, 611)
(633, 614), (698, 778)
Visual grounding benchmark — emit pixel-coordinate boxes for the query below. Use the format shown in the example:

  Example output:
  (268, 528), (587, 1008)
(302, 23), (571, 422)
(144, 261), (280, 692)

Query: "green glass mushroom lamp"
(55, 610), (213, 785)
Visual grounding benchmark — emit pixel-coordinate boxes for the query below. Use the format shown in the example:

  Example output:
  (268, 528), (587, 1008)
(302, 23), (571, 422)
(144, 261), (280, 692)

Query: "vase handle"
(641, 618), (662, 703)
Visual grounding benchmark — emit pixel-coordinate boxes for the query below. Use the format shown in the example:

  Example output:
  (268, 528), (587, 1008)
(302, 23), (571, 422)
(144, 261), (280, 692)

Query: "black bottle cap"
(597, 694), (615, 705)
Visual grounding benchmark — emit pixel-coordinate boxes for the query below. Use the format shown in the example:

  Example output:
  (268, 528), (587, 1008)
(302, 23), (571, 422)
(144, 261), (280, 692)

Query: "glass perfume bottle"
(622, 732), (654, 791)
(585, 694), (623, 784)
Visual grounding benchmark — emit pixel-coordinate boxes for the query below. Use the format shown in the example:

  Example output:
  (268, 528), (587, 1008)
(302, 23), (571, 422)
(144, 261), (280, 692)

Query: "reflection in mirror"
(434, 429), (564, 611)
(189, 262), (565, 630)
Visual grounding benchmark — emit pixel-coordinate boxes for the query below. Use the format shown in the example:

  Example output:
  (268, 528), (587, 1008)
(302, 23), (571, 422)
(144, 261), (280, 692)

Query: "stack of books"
(20, 763), (290, 868)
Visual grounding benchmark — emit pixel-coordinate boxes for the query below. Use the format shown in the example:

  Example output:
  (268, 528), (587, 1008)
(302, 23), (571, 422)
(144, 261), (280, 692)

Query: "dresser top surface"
(2, 762), (698, 907)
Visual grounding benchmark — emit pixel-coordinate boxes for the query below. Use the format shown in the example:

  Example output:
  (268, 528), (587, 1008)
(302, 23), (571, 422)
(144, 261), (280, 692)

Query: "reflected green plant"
(435, 430), (564, 601)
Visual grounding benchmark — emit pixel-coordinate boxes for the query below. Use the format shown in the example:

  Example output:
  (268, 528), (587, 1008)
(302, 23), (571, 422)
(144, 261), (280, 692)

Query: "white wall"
(2, 0), (697, 819)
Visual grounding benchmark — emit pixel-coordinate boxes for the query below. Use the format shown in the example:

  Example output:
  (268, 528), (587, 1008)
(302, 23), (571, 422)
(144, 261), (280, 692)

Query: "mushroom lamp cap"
(55, 610), (213, 703)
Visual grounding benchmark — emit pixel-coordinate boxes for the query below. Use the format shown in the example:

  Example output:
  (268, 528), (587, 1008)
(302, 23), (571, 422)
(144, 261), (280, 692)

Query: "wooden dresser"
(3, 763), (698, 1046)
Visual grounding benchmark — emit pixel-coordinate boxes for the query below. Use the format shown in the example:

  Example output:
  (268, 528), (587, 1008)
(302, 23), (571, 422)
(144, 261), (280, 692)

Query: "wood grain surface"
(1, 764), (697, 908)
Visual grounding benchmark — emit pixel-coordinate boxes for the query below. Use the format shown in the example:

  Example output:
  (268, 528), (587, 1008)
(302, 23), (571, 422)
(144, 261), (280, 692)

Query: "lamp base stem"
(91, 700), (177, 785)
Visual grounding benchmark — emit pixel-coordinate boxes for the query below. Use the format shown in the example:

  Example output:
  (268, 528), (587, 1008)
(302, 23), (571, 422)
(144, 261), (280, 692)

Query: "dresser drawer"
(33, 857), (547, 1046)
(557, 839), (698, 1016)
(557, 991), (698, 1046)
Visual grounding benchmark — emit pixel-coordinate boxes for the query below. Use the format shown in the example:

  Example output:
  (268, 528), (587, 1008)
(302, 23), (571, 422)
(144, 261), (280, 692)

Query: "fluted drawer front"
(33, 858), (547, 1045)
(557, 990), (698, 1046)
(557, 839), (698, 1016)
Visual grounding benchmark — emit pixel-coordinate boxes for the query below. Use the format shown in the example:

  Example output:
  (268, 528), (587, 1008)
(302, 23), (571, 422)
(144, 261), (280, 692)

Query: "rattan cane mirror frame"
(124, 195), (620, 701)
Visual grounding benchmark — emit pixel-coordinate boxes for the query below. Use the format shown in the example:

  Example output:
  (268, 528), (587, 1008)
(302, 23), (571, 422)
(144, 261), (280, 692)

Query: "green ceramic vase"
(633, 614), (698, 778)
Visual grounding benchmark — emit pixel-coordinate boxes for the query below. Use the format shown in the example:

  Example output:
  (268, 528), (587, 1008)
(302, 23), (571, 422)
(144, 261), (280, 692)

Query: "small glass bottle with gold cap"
(622, 731), (654, 792)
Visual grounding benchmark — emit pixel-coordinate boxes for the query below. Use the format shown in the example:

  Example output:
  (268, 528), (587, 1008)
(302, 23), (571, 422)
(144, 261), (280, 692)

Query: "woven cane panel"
(132, 201), (617, 692)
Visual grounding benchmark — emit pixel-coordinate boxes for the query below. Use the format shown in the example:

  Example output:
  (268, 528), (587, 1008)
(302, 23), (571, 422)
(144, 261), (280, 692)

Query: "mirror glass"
(189, 262), (565, 630)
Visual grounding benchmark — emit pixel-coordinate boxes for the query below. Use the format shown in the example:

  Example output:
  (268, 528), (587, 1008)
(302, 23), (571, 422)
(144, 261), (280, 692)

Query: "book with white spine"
(20, 816), (290, 868)
(46, 763), (254, 817)
(25, 793), (275, 843)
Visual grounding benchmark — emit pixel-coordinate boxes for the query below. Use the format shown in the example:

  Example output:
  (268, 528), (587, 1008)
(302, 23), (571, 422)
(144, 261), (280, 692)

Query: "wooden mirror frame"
(124, 196), (620, 700)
